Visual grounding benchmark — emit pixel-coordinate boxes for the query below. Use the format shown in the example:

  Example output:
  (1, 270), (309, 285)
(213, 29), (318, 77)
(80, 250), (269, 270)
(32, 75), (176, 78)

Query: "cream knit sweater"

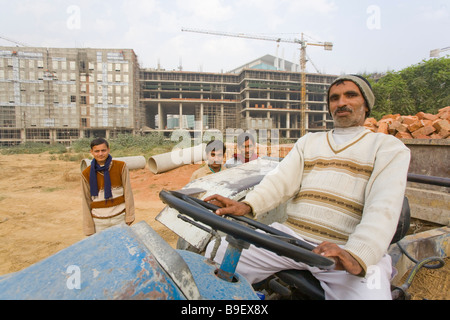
(244, 129), (410, 272)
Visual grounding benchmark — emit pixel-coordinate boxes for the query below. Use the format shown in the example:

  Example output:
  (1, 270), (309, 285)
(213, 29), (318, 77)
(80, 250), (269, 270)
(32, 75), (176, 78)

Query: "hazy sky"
(0, 0), (448, 75)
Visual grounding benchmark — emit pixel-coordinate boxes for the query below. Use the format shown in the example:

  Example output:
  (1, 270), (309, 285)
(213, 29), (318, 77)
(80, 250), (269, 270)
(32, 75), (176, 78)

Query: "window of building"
(79, 60), (86, 72)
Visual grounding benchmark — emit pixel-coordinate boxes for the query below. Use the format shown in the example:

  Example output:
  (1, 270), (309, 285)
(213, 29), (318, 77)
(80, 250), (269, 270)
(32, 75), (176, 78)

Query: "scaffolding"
(201, 104), (239, 130)
(1, 46), (336, 145)
(140, 65), (336, 140)
(0, 46), (140, 146)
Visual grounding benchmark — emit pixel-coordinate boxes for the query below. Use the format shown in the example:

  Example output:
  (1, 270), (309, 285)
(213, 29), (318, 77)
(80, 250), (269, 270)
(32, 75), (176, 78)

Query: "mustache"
(334, 106), (353, 114)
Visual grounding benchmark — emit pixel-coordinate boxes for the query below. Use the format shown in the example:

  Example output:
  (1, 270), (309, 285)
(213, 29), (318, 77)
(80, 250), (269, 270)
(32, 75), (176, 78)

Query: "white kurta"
(207, 127), (410, 299)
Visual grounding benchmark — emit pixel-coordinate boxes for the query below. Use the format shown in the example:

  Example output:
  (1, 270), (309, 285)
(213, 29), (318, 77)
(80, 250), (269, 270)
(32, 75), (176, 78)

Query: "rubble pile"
(364, 106), (450, 139)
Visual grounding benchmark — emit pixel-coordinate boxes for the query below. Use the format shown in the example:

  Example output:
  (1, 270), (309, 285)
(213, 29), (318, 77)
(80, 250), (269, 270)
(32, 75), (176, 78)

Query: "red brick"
(438, 128), (449, 139)
(362, 109), (449, 139)
(437, 107), (450, 120)
(401, 116), (419, 125)
(378, 118), (393, 125)
(381, 114), (401, 121)
(422, 112), (439, 121)
(430, 133), (442, 139)
(433, 119), (450, 132)
(423, 119), (433, 126)
(408, 120), (425, 132)
(438, 110), (450, 121)
(411, 125), (436, 138)
(389, 121), (408, 134)
(364, 117), (378, 126)
(395, 132), (413, 139)
(364, 118), (378, 132)
(377, 121), (389, 134)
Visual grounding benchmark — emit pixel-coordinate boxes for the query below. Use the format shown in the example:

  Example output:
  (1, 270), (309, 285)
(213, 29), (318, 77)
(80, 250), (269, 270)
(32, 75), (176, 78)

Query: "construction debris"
(364, 106), (450, 139)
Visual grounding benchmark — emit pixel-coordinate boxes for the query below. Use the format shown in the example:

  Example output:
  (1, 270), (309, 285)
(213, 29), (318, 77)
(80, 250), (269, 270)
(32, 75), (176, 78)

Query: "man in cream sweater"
(205, 75), (410, 299)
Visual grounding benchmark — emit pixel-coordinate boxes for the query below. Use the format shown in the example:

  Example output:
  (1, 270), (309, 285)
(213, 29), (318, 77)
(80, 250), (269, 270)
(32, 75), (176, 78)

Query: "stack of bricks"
(364, 106), (450, 139)
(241, 144), (294, 159)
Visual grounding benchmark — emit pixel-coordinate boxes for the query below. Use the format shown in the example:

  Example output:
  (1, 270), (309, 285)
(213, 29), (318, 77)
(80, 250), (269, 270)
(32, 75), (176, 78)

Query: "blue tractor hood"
(0, 221), (258, 300)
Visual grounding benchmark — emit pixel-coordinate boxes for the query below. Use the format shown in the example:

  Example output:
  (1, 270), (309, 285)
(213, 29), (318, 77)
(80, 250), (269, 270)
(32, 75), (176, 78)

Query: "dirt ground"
(0, 153), (199, 275)
(0, 153), (448, 300)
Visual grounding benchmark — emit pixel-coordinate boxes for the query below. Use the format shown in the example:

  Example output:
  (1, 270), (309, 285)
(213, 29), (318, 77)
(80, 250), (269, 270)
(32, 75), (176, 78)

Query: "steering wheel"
(159, 190), (335, 270)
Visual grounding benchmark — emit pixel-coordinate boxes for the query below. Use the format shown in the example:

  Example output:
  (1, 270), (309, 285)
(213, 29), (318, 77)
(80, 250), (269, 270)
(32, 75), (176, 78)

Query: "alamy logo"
(67, 5), (81, 30)
(367, 5), (381, 30)
(66, 265), (81, 290)
(366, 265), (381, 290)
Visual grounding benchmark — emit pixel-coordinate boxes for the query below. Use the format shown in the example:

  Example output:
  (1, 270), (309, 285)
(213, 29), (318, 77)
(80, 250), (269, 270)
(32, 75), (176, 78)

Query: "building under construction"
(140, 54), (336, 140)
(0, 45), (336, 145)
(0, 46), (141, 146)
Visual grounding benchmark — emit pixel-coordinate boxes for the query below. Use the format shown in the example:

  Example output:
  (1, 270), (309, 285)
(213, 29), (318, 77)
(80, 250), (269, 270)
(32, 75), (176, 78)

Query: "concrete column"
(221, 104), (224, 130)
(179, 103), (183, 129)
(200, 103), (204, 132)
(158, 102), (164, 130)
(286, 112), (290, 139)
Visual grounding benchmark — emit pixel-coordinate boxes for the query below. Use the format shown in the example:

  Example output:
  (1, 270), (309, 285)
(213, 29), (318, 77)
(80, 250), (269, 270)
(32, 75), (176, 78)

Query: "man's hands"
(204, 194), (363, 276)
(204, 194), (252, 216)
(312, 241), (363, 276)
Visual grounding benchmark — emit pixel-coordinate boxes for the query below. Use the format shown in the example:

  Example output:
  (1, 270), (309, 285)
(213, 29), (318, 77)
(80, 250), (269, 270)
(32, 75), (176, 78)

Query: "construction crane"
(430, 46), (450, 58)
(0, 34), (30, 47)
(181, 27), (333, 136)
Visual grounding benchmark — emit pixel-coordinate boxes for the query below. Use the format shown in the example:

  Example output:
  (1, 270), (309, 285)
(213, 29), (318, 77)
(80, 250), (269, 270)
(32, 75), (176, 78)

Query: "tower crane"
(430, 46), (450, 58)
(181, 27), (333, 136)
(0, 34), (30, 47)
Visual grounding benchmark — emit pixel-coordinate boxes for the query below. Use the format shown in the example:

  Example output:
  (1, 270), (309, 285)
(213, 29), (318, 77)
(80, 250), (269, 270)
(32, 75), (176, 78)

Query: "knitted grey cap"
(327, 75), (375, 116)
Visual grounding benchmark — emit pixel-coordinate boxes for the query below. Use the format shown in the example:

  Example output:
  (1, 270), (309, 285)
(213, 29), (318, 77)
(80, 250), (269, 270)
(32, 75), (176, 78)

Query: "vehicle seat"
(273, 197), (411, 300)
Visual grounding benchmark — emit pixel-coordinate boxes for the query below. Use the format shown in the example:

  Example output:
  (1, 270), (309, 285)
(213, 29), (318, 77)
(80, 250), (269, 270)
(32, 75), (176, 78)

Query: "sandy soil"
(0, 153), (447, 300)
(0, 153), (200, 276)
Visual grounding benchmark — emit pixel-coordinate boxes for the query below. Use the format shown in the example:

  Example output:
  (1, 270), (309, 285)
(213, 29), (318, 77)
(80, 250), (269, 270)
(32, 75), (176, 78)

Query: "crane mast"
(181, 28), (332, 136)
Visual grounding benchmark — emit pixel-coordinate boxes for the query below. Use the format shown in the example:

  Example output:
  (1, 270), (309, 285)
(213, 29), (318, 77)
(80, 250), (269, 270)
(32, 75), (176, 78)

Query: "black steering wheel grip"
(159, 190), (335, 270)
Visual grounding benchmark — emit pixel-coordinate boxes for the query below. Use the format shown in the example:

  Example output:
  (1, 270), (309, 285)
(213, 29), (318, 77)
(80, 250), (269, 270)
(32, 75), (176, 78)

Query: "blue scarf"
(89, 154), (113, 200)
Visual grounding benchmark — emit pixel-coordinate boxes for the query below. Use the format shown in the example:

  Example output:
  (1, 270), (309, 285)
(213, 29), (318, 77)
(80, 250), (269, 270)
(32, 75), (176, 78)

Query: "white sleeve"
(244, 137), (307, 218)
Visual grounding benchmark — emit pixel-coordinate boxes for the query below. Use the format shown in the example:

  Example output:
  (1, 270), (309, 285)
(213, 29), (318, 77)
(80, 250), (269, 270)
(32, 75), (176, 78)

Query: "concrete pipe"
(80, 156), (147, 172)
(148, 144), (206, 174)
